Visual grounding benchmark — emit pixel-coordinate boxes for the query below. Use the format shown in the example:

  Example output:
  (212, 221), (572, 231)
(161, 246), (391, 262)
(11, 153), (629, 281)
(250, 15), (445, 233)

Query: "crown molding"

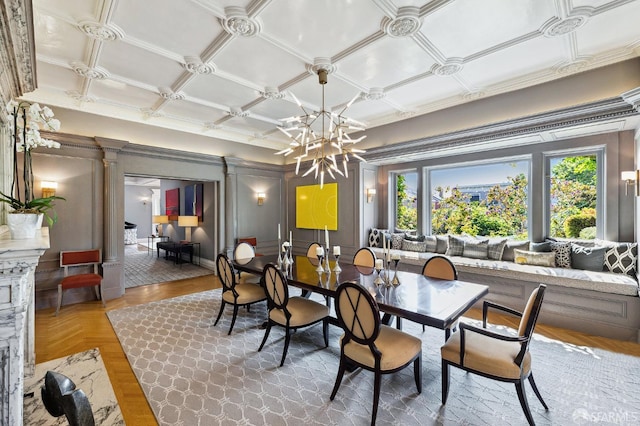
(0, 0), (36, 123)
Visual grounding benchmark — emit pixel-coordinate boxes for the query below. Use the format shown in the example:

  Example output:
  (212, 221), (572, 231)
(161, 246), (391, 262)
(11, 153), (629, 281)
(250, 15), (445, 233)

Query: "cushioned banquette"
(369, 231), (640, 342)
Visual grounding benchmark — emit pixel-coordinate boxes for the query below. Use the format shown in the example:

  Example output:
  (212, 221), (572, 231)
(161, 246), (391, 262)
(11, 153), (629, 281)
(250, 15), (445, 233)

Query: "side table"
(147, 235), (169, 255)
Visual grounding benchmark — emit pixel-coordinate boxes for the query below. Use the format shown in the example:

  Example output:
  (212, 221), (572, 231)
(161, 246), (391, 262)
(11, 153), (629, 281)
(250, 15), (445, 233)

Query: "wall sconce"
(41, 181), (58, 198)
(178, 215), (199, 242)
(621, 170), (639, 196)
(257, 192), (266, 206)
(152, 215), (169, 237)
(366, 188), (376, 203)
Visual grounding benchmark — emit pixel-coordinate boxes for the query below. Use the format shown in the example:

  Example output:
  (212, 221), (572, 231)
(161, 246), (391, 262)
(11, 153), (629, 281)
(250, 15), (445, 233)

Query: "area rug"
(124, 243), (213, 288)
(107, 289), (640, 425)
(23, 348), (124, 425)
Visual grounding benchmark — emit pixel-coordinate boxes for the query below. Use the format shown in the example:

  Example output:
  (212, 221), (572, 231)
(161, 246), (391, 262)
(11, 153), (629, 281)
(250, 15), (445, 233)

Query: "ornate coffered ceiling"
(15, 0), (640, 162)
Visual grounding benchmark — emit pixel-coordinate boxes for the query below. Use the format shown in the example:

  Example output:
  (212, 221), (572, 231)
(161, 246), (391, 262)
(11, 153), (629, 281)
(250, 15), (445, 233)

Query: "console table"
(0, 225), (50, 426)
(157, 241), (200, 265)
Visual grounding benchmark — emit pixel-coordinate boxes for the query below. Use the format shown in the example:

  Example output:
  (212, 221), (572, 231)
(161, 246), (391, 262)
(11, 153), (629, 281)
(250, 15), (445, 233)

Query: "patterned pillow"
(530, 241), (552, 252)
(390, 233), (404, 250)
(502, 240), (530, 261)
(549, 241), (572, 268)
(404, 233), (425, 242)
(463, 239), (489, 259)
(401, 239), (427, 252)
(513, 249), (556, 267)
(487, 238), (508, 260)
(604, 243), (638, 277)
(368, 228), (388, 248)
(445, 235), (466, 256)
(435, 235), (448, 254)
(425, 235), (437, 253)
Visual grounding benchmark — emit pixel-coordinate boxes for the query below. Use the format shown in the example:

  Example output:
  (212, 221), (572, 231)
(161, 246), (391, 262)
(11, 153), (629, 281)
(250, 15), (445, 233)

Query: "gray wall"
(124, 185), (154, 236)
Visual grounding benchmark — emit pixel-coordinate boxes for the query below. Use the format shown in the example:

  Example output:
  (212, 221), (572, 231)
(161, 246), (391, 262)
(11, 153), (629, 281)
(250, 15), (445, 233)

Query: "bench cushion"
(61, 273), (102, 290)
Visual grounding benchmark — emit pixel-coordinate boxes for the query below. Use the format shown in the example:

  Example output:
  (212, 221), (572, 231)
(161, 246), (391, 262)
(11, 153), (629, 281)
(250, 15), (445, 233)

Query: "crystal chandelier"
(276, 68), (366, 188)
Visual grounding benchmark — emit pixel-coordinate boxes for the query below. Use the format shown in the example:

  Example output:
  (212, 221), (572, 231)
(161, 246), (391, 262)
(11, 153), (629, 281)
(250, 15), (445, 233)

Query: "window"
(428, 159), (530, 239)
(394, 171), (418, 231)
(547, 152), (600, 239)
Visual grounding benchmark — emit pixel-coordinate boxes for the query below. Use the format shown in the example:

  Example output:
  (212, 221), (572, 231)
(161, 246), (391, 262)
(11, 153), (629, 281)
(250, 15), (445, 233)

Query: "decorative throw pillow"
(487, 238), (508, 260)
(502, 240), (530, 261)
(401, 239), (427, 252)
(463, 239), (489, 259)
(435, 235), (448, 254)
(513, 249), (556, 267)
(530, 241), (552, 252)
(604, 243), (638, 277)
(445, 235), (466, 256)
(368, 228), (388, 248)
(571, 244), (606, 272)
(549, 241), (572, 268)
(425, 235), (437, 253)
(390, 233), (404, 250)
(404, 233), (425, 242)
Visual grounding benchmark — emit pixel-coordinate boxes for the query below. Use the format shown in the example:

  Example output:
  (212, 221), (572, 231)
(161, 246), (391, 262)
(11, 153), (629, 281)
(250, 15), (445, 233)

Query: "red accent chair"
(57, 249), (104, 315)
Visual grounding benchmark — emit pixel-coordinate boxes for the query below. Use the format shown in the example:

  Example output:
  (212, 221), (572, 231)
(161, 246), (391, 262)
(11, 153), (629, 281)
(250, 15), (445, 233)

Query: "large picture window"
(547, 152), (601, 239)
(428, 159), (530, 239)
(394, 171), (418, 231)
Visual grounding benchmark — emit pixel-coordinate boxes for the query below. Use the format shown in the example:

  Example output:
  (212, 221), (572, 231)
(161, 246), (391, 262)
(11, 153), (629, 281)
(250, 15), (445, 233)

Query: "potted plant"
(1, 100), (65, 238)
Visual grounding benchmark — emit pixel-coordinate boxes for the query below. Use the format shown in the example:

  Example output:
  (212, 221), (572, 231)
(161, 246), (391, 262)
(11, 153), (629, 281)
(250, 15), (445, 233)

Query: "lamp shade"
(621, 171), (637, 181)
(153, 215), (169, 224)
(178, 215), (198, 227)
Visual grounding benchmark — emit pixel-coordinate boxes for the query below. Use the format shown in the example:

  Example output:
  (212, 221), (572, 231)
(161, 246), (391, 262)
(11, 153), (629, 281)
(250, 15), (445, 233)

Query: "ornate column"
(0, 226), (49, 426)
(223, 157), (239, 258)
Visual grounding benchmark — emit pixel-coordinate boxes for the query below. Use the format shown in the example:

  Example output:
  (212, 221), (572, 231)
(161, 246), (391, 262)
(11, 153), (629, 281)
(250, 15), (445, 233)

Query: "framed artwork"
(165, 188), (180, 220)
(185, 183), (203, 221)
(296, 182), (338, 230)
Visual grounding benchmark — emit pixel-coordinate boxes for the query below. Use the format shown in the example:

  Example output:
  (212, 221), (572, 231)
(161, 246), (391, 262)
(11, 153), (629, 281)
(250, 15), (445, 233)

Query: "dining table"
(233, 254), (489, 339)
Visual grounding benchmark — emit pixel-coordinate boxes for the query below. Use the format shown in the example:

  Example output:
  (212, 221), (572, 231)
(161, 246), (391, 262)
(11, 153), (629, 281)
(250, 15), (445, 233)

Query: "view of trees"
(396, 173), (417, 230)
(427, 155), (597, 239)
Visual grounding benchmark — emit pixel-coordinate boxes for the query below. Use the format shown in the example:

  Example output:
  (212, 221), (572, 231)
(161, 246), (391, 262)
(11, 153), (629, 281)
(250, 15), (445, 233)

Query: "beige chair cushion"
(441, 328), (531, 380)
(222, 282), (266, 304)
(341, 325), (422, 371)
(269, 297), (329, 327)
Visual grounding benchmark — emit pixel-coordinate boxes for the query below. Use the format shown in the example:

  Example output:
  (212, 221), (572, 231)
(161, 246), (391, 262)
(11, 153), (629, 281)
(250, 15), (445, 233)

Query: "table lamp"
(152, 215), (169, 236)
(178, 215), (199, 242)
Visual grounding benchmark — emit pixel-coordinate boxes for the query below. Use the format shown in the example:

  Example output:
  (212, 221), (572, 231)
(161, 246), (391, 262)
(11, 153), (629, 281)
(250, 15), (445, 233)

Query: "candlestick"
(278, 223), (281, 240)
(324, 225), (329, 248)
(332, 253), (342, 273)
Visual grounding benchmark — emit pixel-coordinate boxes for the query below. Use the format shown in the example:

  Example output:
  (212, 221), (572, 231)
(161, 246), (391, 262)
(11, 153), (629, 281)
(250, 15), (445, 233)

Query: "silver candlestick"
(332, 254), (342, 273)
(392, 258), (400, 286)
(324, 246), (331, 273)
(316, 254), (325, 274)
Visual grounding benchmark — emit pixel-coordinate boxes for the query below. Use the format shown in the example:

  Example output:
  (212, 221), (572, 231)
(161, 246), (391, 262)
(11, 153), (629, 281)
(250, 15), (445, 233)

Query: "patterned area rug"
(124, 243), (213, 288)
(107, 289), (640, 425)
(23, 348), (124, 425)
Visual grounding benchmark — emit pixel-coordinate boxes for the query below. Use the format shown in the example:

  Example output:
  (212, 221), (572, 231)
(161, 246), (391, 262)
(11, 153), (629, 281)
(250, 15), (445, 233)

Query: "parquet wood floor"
(35, 276), (640, 425)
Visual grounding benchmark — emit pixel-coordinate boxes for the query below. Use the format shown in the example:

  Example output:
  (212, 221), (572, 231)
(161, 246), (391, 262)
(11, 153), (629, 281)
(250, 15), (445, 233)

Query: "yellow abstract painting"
(296, 183), (338, 230)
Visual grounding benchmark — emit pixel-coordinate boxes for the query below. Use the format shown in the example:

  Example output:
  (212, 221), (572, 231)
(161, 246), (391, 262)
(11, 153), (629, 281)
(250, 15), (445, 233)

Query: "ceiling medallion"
(70, 62), (109, 80)
(362, 88), (385, 101)
(77, 21), (124, 41)
(160, 91), (185, 101)
(261, 87), (285, 100)
(543, 15), (588, 37)
(222, 7), (261, 37)
(432, 62), (463, 76)
(382, 7), (421, 38)
(183, 57), (215, 74)
(229, 107), (249, 118)
(277, 69), (366, 188)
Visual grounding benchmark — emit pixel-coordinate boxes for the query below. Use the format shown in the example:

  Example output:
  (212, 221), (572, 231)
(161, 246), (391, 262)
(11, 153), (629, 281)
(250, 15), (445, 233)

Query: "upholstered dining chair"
(57, 249), (104, 316)
(331, 282), (422, 425)
(422, 255), (458, 280)
(214, 253), (266, 335)
(259, 263), (330, 366)
(352, 247), (376, 267)
(441, 284), (548, 426)
(233, 241), (260, 284)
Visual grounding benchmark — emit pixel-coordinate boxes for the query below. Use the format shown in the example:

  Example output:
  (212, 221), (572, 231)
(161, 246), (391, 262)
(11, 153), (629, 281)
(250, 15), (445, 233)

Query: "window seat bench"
(371, 247), (640, 342)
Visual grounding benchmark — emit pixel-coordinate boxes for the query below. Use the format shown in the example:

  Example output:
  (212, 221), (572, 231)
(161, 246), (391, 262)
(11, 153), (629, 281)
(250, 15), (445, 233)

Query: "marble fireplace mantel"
(0, 225), (50, 426)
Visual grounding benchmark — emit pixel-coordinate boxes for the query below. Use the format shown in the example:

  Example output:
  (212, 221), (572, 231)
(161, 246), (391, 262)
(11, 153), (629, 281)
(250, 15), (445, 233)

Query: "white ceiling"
(27, 0), (640, 161)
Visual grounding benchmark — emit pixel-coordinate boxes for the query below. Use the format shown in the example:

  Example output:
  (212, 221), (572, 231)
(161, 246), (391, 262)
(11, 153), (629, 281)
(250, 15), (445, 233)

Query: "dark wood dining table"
(233, 254), (489, 339)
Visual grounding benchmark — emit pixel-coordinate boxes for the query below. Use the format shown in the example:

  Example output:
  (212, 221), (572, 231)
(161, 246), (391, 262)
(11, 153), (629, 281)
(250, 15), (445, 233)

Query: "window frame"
(543, 147), (604, 240)
(391, 169), (419, 232)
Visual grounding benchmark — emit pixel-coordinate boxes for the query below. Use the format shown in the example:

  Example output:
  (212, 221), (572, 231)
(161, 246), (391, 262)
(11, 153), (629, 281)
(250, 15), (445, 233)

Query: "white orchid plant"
(1, 100), (65, 226)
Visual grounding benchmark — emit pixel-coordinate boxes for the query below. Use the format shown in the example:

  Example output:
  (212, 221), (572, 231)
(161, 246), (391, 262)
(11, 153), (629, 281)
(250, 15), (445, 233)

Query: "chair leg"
(441, 361), (450, 405)
(55, 284), (63, 316)
(330, 357), (346, 400)
(396, 316), (402, 330)
(280, 327), (292, 366)
(414, 355), (422, 394)
(515, 380), (536, 426)
(323, 319), (329, 347)
(213, 301), (226, 326)
(258, 322), (272, 352)
(228, 305), (240, 335)
(422, 325), (426, 332)
(95, 285), (105, 307)
(528, 374), (548, 409)
(371, 370), (381, 426)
